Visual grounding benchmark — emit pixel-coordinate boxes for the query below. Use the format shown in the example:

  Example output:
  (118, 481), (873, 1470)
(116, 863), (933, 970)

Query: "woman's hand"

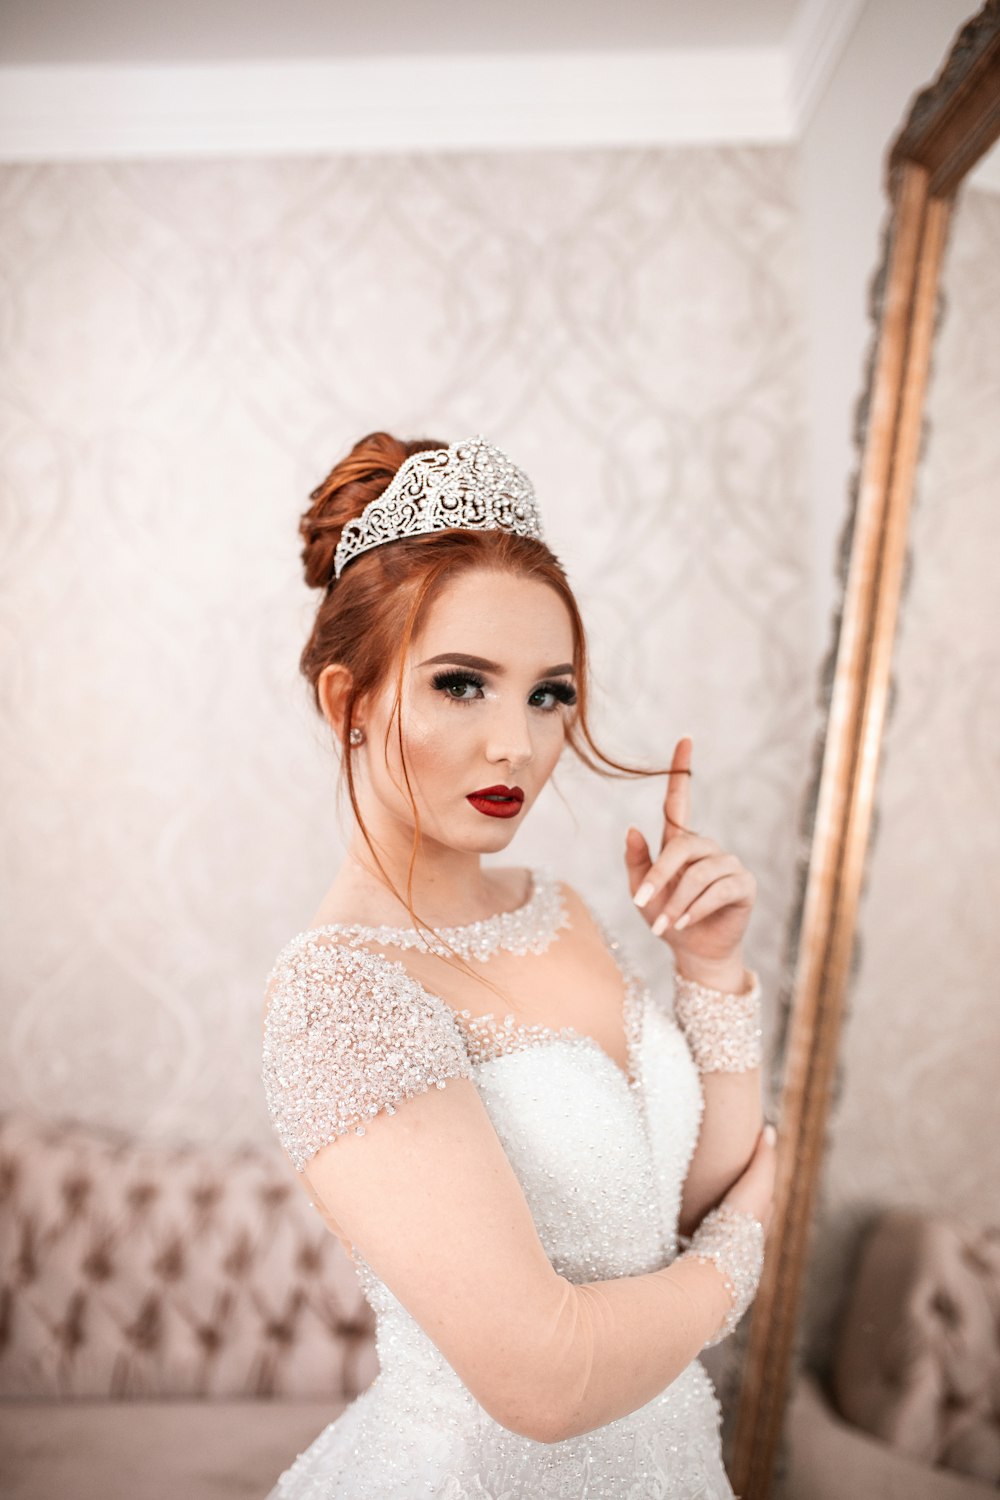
(624, 735), (757, 970)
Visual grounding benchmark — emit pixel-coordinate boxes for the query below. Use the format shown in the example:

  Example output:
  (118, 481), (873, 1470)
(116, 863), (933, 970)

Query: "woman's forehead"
(414, 570), (574, 657)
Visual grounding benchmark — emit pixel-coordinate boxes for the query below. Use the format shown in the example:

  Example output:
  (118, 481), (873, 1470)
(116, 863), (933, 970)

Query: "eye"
(529, 681), (578, 712)
(431, 669), (486, 703)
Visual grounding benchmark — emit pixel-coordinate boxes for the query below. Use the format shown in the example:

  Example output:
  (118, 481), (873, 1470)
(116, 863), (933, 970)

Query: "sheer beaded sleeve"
(673, 967), (763, 1073)
(261, 938), (475, 1173)
(257, 927), (746, 1442)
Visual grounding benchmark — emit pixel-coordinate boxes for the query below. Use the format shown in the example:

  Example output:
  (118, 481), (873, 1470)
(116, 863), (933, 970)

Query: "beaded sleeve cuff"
(673, 967), (763, 1072)
(680, 1203), (765, 1346)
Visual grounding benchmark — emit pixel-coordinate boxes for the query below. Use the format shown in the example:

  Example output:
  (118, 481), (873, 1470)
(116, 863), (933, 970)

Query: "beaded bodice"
(263, 867), (660, 1158)
(260, 866), (727, 1498)
(262, 860), (704, 1248)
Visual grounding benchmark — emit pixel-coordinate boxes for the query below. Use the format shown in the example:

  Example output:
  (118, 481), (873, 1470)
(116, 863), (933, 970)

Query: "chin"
(433, 808), (525, 850)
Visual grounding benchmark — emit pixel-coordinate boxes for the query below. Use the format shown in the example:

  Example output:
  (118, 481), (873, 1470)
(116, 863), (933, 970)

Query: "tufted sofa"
(0, 1108), (377, 1500)
(5, 1111), (999, 1500)
(785, 1208), (1000, 1497)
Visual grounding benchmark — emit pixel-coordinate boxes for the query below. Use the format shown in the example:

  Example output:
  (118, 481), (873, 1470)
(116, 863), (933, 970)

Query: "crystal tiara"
(332, 434), (546, 580)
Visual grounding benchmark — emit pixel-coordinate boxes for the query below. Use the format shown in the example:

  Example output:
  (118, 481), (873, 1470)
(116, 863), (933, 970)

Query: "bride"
(261, 432), (777, 1498)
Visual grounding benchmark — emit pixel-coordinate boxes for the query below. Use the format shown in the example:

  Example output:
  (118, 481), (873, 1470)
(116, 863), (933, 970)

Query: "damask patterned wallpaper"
(799, 183), (1000, 1365)
(0, 148), (814, 1164)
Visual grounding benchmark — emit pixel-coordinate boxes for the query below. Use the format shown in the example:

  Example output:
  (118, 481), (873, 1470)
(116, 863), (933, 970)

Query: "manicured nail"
(651, 911), (671, 936)
(764, 1123), (777, 1145)
(673, 912), (691, 930)
(634, 881), (655, 908)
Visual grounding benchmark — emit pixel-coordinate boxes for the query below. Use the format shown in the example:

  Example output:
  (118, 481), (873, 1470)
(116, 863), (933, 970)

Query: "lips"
(466, 784), (525, 820)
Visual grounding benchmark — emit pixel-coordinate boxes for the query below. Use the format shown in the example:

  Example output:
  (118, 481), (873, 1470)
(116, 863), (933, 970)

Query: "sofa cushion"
(0, 1397), (341, 1500)
(831, 1209), (1000, 1484)
(0, 1109), (377, 1400)
(786, 1370), (999, 1500)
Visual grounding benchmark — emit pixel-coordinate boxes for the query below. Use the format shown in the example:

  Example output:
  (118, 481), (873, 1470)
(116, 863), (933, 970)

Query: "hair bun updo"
(298, 430), (447, 592)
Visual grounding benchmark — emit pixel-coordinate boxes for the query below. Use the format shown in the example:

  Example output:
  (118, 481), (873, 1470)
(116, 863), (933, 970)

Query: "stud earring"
(349, 726), (365, 746)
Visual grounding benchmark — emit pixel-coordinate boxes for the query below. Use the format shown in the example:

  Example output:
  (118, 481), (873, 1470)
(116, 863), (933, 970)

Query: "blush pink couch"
(4, 1111), (999, 1500)
(785, 1208), (1000, 1498)
(0, 1108), (377, 1500)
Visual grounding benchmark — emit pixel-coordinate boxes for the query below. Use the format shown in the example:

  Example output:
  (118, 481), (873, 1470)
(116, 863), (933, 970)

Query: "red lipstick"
(466, 784), (525, 819)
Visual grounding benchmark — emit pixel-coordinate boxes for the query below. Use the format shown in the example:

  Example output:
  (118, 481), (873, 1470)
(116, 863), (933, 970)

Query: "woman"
(261, 432), (777, 1498)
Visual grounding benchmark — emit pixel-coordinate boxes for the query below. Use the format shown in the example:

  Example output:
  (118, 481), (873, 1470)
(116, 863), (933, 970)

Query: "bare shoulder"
(492, 864), (535, 906)
(556, 879), (596, 920)
(548, 875), (619, 948)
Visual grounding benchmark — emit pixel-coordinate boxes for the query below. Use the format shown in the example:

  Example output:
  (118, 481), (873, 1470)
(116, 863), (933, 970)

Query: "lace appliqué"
(287, 864), (569, 962)
(261, 943), (474, 1172)
(673, 967), (763, 1072)
(681, 1202), (765, 1346)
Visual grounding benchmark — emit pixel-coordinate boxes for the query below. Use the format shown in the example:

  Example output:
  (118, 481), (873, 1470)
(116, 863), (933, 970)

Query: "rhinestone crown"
(332, 434), (545, 579)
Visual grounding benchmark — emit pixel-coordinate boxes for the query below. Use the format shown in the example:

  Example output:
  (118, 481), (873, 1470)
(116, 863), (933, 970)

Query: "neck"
(335, 818), (520, 929)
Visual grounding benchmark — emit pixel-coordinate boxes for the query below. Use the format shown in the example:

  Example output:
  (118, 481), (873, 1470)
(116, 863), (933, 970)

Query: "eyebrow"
(417, 652), (575, 676)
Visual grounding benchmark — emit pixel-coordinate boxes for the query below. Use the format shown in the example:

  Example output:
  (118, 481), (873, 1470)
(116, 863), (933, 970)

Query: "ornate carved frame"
(727, 5), (1000, 1494)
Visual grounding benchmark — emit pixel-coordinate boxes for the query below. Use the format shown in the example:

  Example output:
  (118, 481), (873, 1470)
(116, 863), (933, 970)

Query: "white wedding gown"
(260, 865), (737, 1499)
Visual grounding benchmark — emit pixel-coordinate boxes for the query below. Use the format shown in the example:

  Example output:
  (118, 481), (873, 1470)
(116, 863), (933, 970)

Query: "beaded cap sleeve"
(261, 939), (474, 1173)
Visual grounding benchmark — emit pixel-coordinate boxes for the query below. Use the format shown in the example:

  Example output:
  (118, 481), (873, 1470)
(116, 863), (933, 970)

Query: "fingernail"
(651, 911), (671, 936)
(634, 881), (655, 908)
(673, 912), (690, 930)
(764, 1123), (776, 1145)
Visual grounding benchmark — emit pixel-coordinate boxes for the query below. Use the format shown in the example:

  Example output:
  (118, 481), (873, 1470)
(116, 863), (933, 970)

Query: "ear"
(318, 663), (354, 741)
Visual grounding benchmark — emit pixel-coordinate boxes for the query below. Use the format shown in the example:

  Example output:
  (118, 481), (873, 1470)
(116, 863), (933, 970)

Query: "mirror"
(727, 4), (1000, 1494)
(787, 124), (1000, 1489)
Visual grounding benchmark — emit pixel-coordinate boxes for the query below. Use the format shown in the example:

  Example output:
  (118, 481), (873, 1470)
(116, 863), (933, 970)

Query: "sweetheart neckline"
(439, 966), (648, 1093)
(279, 877), (648, 1089)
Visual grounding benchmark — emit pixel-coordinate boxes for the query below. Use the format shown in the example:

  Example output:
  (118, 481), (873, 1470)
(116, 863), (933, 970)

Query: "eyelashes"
(430, 668), (578, 711)
(537, 680), (578, 707)
(431, 669), (485, 700)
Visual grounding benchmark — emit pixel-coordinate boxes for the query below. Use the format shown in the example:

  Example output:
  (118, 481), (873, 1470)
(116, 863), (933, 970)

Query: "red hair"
(299, 430), (682, 977)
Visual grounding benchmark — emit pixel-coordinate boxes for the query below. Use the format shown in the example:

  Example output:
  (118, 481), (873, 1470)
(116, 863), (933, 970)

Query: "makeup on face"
(465, 784), (526, 818)
(361, 571), (578, 845)
(418, 653), (576, 817)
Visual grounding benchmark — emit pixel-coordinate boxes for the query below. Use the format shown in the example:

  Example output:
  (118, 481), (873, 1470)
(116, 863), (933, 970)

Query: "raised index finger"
(661, 735), (692, 851)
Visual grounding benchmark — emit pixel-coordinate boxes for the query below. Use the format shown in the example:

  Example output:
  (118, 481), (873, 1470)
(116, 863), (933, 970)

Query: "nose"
(484, 699), (535, 774)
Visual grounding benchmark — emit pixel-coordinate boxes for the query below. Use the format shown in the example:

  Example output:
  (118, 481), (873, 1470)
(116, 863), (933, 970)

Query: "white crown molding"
(787, 0), (869, 130)
(0, 50), (793, 161)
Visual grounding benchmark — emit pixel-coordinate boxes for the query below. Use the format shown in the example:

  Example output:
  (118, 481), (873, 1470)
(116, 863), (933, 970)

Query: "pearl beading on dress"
(680, 1203), (766, 1346)
(262, 868), (578, 1171)
(289, 865), (570, 962)
(672, 967), (763, 1072)
(260, 871), (740, 1496)
(262, 944), (477, 1171)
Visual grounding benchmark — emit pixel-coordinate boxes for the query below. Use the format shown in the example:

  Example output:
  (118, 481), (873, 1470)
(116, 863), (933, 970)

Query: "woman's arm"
(304, 1071), (753, 1443)
(674, 948), (764, 1239)
(263, 939), (766, 1446)
(621, 734), (766, 1240)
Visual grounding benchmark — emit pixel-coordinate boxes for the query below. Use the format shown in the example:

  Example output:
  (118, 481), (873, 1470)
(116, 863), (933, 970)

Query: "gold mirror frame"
(728, 4), (1000, 1494)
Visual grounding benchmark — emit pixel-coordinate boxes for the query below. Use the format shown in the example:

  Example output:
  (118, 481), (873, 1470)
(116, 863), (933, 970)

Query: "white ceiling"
(2, 0), (803, 66)
(0, 0), (868, 160)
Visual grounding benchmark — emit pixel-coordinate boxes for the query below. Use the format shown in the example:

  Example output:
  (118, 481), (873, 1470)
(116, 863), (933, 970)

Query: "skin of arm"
(672, 945), (764, 1241)
(623, 737), (764, 1239)
(300, 1073), (740, 1447)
